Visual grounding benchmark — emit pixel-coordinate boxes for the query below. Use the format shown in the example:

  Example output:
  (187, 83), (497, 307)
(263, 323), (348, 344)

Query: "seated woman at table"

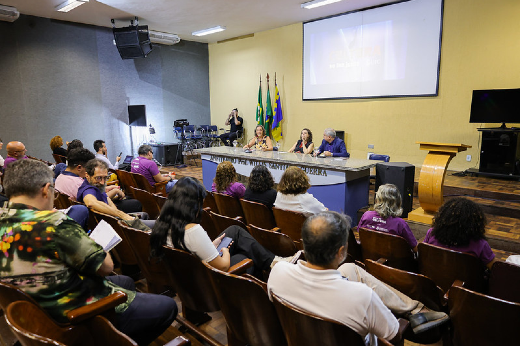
(150, 177), (299, 277)
(243, 125), (273, 151)
(358, 184), (417, 253)
(288, 128), (314, 154)
(274, 166), (327, 215)
(423, 197), (496, 269)
(211, 161), (246, 198)
(243, 165), (277, 209)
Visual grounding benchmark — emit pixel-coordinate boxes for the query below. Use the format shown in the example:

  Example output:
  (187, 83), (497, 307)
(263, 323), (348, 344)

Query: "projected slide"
(303, 0), (443, 100)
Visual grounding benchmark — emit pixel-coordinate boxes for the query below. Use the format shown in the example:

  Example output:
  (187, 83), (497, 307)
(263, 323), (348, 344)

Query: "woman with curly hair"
(358, 184), (417, 252)
(151, 177), (299, 277)
(211, 161), (246, 198)
(243, 165), (277, 208)
(423, 197), (496, 269)
(274, 166), (327, 215)
(50, 136), (67, 157)
(243, 125), (273, 151)
(288, 128), (314, 154)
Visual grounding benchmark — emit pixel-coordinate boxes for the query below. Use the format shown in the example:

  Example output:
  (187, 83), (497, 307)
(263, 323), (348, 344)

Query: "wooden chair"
(417, 242), (487, 293)
(204, 263), (287, 346)
(130, 171), (169, 197)
(115, 170), (137, 199)
(201, 208), (220, 240)
(202, 191), (219, 213)
(52, 153), (67, 164)
(488, 260), (520, 303)
(130, 186), (161, 219)
(154, 193), (167, 209)
(212, 191), (245, 218)
(54, 191), (72, 210)
(240, 198), (277, 229)
(247, 224), (298, 257)
(272, 207), (307, 243)
(448, 281), (520, 346)
(346, 227), (363, 263)
(161, 246), (252, 346)
(271, 293), (406, 346)
(118, 221), (174, 295)
(208, 210), (247, 236)
(358, 228), (418, 272)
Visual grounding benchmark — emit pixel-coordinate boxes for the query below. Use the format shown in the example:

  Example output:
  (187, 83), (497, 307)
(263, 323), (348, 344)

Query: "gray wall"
(0, 15), (210, 163)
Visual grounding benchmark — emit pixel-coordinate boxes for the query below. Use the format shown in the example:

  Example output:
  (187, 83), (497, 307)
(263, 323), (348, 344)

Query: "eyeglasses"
(42, 183), (60, 199)
(92, 176), (110, 183)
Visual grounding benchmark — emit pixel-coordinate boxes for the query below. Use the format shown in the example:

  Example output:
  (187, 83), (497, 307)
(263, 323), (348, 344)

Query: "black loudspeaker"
(151, 144), (181, 166)
(113, 25), (153, 59)
(375, 162), (415, 218)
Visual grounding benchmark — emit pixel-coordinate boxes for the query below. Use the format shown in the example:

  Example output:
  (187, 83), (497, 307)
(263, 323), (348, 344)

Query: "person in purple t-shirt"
(423, 197), (496, 269)
(131, 145), (176, 193)
(358, 184), (418, 252)
(3, 141), (28, 167)
(211, 161), (245, 198)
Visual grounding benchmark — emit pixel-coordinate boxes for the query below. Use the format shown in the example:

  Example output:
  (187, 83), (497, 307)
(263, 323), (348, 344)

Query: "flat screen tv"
(128, 105), (146, 127)
(469, 88), (520, 128)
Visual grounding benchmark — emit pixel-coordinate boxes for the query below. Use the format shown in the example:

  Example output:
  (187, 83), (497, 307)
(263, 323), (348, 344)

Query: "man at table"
(219, 108), (243, 146)
(314, 128), (349, 158)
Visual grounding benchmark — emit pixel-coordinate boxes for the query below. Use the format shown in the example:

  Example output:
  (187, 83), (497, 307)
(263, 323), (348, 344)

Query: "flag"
(265, 84), (273, 137)
(256, 79), (264, 127)
(272, 82), (283, 141)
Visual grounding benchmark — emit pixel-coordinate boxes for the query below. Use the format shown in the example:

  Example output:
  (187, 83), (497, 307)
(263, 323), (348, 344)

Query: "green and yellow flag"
(256, 78), (264, 127)
(265, 83), (273, 137)
(272, 82), (283, 141)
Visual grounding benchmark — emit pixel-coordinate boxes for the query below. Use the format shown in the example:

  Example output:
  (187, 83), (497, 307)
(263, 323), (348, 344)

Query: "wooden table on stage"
(195, 147), (378, 224)
(408, 142), (471, 225)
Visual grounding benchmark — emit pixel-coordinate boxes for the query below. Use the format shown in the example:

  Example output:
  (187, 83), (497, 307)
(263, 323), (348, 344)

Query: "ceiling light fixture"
(192, 26), (225, 37)
(55, 0), (88, 13)
(301, 0), (343, 9)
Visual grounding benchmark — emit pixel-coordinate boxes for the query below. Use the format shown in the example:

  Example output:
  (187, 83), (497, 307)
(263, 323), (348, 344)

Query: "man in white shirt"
(268, 211), (448, 344)
(94, 139), (121, 170)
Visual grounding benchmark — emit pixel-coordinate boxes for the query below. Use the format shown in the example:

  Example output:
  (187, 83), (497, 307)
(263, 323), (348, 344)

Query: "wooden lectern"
(408, 142), (471, 225)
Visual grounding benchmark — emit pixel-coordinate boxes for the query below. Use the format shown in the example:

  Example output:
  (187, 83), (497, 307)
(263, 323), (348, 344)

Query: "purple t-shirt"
(423, 228), (495, 265)
(77, 180), (109, 204)
(211, 181), (246, 199)
(3, 155), (28, 167)
(358, 210), (418, 248)
(131, 156), (160, 187)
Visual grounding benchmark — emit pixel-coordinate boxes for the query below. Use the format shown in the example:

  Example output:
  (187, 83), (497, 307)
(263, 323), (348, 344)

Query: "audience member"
(211, 161), (245, 198)
(0, 137), (5, 169)
(219, 108), (243, 146)
(244, 125), (273, 151)
(288, 128), (314, 154)
(150, 177), (298, 278)
(50, 135), (68, 157)
(423, 197), (496, 269)
(268, 211), (449, 343)
(0, 159), (177, 345)
(358, 184), (417, 252)
(131, 145), (176, 193)
(66, 139), (84, 156)
(274, 166), (327, 215)
(314, 128), (349, 157)
(94, 139), (121, 170)
(4, 141), (28, 167)
(55, 148), (95, 200)
(243, 165), (277, 209)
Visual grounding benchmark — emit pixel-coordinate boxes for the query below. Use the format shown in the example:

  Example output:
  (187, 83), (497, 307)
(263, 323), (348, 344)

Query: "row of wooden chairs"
(113, 169), (169, 198)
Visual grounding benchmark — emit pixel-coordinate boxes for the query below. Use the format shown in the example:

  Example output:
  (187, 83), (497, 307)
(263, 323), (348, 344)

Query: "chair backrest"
(5, 300), (138, 346)
(118, 221), (174, 295)
(488, 261), (520, 303)
(129, 186), (161, 219)
(358, 228), (418, 272)
(369, 154), (390, 162)
(212, 192), (245, 219)
(271, 293), (365, 346)
(52, 154), (67, 164)
(0, 281), (39, 312)
(418, 242), (487, 293)
(346, 227), (363, 263)
(240, 199), (277, 230)
(54, 191), (72, 210)
(154, 193), (167, 209)
(202, 191), (219, 213)
(272, 207), (307, 242)
(201, 208), (220, 240)
(115, 170), (137, 199)
(130, 171), (168, 197)
(161, 246), (220, 313)
(448, 282), (520, 346)
(247, 224), (298, 257)
(204, 263), (287, 346)
(209, 210), (247, 236)
(364, 259), (444, 311)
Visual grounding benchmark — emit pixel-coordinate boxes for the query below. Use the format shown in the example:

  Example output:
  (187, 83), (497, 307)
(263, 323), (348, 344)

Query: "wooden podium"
(408, 142), (471, 224)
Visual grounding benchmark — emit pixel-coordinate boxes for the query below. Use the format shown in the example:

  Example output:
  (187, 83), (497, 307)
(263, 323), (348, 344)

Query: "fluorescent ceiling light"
(192, 26), (225, 37)
(55, 0), (88, 12)
(301, 0), (343, 9)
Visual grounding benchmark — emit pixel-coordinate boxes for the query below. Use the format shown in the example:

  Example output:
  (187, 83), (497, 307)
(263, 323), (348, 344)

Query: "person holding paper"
(0, 159), (177, 346)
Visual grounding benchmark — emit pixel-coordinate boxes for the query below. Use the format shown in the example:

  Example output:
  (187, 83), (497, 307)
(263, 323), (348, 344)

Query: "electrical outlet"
(368, 144), (374, 149)
(466, 154), (472, 162)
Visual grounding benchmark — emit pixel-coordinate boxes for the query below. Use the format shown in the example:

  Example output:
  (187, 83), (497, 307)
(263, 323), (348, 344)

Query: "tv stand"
(475, 128), (520, 177)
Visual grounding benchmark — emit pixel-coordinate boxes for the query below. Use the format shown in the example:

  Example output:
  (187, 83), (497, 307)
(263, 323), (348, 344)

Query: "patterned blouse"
(253, 136), (270, 150)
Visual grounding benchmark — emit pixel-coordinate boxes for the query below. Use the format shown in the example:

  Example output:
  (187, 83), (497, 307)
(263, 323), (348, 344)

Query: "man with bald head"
(267, 211), (448, 344)
(4, 141), (28, 167)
